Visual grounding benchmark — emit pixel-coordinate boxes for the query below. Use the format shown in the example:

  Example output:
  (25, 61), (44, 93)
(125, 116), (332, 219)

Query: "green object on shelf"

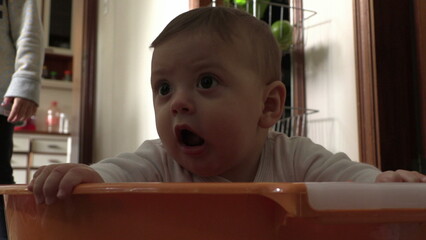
(50, 71), (58, 80)
(271, 20), (293, 51)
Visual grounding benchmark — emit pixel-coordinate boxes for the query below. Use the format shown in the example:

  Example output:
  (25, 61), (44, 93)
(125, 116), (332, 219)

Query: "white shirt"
(91, 131), (381, 183)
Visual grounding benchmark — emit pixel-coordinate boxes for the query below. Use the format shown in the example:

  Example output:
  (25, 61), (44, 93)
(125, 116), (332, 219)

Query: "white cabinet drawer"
(13, 138), (30, 152)
(32, 153), (67, 167)
(11, 154), (28, 168)
(32, 139), (67, 154)
(29, 169), (38, 183)
(13, 169), (27, 184)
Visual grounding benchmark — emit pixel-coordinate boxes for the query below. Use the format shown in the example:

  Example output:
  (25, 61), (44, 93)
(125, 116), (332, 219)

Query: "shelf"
(41, 79), (72, 90)
(14, 130), (71, 136)
(45, 47), (73, 56)
(11, 167), (28, 170)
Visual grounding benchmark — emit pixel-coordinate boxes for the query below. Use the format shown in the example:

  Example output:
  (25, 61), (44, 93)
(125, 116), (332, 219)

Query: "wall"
(94, 0), (189, 161)
(94, 0), (360, 162)
(303, 0), (360, 161)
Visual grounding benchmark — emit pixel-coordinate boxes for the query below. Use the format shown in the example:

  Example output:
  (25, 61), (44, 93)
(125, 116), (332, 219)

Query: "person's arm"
(3, 0), (44, 122)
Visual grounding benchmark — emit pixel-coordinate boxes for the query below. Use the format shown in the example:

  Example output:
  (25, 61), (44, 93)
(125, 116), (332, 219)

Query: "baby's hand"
(28, 163), (104, 205)
(375, 170), (426, 183)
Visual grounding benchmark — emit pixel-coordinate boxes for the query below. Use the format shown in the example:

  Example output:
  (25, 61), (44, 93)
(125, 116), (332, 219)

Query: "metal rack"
(274, 107), (318, 137)
(210, 1), (319, 136)
(212, 0), (317, 49)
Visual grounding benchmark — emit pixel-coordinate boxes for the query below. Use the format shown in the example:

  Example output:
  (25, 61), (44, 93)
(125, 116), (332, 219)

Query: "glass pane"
(48, 0), (72, 49)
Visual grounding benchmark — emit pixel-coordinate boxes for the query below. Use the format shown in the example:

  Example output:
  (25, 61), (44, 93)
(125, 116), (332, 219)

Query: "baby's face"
(151, 32), (267, 181)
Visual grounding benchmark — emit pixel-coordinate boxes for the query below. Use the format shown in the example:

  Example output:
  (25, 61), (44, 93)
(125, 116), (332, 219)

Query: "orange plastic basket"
(1, 182), (426, 240)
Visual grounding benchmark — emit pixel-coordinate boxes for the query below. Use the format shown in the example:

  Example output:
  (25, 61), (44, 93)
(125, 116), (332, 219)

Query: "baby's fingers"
(42, 165), (75, 204)
(57, 165), (104, 200)
(28, 164), (104, 205)
(28, 165), (58, 204)
(395, 170), (426, 182)
(29, 164), (79, 205)
(375, 171), (404, 182)
(376, 170), (426, 183)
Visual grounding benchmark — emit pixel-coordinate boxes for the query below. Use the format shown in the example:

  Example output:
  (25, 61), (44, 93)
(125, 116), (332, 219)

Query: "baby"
(29, 7), (426, 205)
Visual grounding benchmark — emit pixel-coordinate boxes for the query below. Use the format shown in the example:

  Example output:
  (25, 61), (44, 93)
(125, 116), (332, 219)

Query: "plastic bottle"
(58, 112), (69, 133)
(42, 66), (50, 79)
(63, 70), (72, 81)
(46, 101), (61, 132)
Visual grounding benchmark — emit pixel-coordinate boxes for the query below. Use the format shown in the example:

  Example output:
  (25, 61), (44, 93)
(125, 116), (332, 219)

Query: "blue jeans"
(0, 115), (15, 239)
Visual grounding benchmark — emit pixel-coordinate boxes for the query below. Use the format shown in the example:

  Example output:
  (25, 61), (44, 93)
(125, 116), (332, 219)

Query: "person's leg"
(0, 115), (15, 240)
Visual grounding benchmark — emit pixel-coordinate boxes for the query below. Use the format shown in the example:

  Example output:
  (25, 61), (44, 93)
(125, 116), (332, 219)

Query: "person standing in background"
(0, 0), (44, 239)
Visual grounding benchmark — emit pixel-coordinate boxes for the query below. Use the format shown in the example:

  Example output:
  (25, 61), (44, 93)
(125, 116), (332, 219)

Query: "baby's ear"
(259, 81), (286, 128)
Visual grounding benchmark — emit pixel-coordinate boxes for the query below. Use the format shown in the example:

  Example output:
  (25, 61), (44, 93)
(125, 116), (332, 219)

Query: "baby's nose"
(171, 91), (195, 115)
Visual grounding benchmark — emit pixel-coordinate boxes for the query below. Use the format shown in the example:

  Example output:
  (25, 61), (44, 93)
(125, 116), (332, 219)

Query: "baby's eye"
(158, 82), (171, 96)
(197, 75), (218, 89)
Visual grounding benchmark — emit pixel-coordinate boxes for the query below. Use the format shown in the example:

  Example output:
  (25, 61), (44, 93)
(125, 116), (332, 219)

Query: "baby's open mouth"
(181, 129), (205, 147)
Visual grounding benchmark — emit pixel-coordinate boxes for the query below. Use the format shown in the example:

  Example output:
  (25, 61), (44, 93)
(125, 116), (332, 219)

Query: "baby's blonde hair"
(151, 7), (282, 84)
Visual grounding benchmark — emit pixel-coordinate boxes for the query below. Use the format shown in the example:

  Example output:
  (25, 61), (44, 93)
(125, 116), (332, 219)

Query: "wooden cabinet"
(36, 0), (97, 164)
(32, 0), (75, 133)
(42, 0), (73, 54)
(41, 0), (74, 80)
(12, 132), (71, 184)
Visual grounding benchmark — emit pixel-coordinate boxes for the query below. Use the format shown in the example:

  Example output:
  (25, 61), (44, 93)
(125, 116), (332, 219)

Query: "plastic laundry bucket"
(1, 182), (426, 240)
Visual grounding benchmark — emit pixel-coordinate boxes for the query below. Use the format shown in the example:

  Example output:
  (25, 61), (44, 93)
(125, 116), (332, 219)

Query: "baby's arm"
(28, 140), (165, 205)
(375, 170), (426, 182)
(28, 163), (104, 205)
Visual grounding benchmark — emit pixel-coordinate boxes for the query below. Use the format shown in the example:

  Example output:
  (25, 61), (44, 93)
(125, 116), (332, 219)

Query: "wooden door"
(354, 0), (425, 172)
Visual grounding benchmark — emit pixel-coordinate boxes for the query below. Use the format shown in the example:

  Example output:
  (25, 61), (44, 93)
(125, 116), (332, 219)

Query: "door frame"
(353, 0), (380, 167)
(71, 0), (97, 164)
(353, 0), (425, 171)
